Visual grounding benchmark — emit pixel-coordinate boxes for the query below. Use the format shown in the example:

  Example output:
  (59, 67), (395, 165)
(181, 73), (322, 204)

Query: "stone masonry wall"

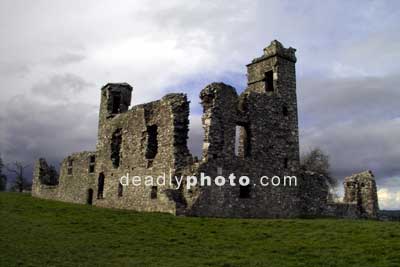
(32, 40), (379, 219)
(343, 170), (379, 218)
(32, 152), (96, 204)
(180, 40), (304, 218)
(91, 88), (191, 213)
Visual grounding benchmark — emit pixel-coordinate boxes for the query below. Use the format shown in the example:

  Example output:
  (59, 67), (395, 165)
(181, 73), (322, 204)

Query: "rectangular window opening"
(89, 155), (96, 173)
(145, 125), (158, 160)
(264, 70), (274, 92)
(118, 183), (123, 197)
(89, 165), (95, 173)
(151, 186), (158, 199)
(112, 93), (121, 114)
(239, 185), (251, 199)
(97, 173), (105, 199)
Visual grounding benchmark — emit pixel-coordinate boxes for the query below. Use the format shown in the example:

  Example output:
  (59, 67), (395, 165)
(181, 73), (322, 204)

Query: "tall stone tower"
(97, 83), (133, 143)
(243, 40), (299, 173)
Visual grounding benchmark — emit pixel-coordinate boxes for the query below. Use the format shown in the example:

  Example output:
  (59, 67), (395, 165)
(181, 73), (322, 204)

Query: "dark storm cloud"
(51, 52), (86, 66)
(0, 74), (98, 180)
(0, 61), (30, 77)
(298, 74), (400, 182)
(31, 73), (93, 100)
(0, 94), (98, 160)
(301, 119), (400, 178)
(299, 75), (400, 127)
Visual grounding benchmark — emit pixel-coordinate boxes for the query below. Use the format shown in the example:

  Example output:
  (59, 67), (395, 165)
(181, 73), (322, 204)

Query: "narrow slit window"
(118, 183), (123, 197)
(235, 124), (251, 158)
(111, 129), (122, 168)
(97, 173), (105, 199)
(67, 159), (73, 175)
(234, 126), (241, 156)
(284, 158), (288, 169)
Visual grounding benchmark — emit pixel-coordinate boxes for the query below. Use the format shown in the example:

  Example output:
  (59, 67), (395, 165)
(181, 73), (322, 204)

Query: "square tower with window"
(244, 40), (300, 172)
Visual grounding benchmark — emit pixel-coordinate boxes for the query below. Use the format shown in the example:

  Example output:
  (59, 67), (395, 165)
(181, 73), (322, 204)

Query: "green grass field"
(1, 193), (399, 267)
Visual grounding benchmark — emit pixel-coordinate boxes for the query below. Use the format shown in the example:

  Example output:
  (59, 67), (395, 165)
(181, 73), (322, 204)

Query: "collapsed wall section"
(32, 158), (59, 200)
(343, 170), (379, 218)
(32, 151), (97, 204)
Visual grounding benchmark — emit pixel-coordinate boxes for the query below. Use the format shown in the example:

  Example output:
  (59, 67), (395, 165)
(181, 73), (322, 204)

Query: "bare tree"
(7, 161), (30, 193)
(0, 156), (7, 191)
(300, 147), (337, 187)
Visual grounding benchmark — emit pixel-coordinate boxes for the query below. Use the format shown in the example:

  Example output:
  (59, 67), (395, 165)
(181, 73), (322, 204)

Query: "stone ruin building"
(343, 171), (379, 217)
(32, 40), (379, 219)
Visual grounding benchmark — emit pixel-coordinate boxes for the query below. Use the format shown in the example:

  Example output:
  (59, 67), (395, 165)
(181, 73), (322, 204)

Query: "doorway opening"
(87, 188), (94, 205)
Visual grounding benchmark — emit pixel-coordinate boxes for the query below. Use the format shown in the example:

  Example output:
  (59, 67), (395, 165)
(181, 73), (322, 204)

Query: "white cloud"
(31, 73), (93, 101)
(378, 187), (400, 210)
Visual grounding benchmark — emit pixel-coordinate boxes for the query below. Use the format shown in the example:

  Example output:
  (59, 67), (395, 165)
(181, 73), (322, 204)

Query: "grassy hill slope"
(1, 193), (399, 267)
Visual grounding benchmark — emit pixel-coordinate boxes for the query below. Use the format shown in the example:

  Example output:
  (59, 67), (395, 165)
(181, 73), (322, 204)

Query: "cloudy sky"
(0, 0), (399, 209)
